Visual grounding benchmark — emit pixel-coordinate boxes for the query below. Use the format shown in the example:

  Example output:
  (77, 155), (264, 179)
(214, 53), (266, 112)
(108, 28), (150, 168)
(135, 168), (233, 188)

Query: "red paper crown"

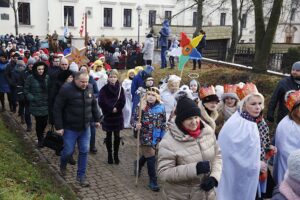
(285, 90), (300, 112)
(236, 83), (258, 100)
(224, 84), (238, 94)
(199, 85), (216, 99)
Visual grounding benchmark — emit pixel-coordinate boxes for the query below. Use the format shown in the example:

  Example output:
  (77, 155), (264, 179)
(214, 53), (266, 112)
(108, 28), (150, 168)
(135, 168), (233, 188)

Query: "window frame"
(123, 8), (132, 27)
(165, 10), (172, 25)
(64, 6), (74, 27)
(148, 10), (156, 28)
(220, 12), (226, 26)
(18, 2), (31, 25)
(104, 7), (113, 27)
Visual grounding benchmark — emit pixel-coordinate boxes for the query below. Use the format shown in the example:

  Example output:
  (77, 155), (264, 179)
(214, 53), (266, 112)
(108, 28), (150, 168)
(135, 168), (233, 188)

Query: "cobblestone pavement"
(10, 112), (160, 200)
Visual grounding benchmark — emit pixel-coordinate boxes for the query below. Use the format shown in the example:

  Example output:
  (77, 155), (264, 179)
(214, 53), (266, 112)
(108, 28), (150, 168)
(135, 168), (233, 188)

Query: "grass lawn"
(0, 116), (77, 200)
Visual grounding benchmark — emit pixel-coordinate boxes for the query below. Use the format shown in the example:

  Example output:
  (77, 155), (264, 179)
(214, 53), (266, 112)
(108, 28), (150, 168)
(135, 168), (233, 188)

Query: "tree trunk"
(12, 0), (19, 35)
(193, 0), (203, 38)
(226, 0), (239, 62)
(252, 0), (283, 73)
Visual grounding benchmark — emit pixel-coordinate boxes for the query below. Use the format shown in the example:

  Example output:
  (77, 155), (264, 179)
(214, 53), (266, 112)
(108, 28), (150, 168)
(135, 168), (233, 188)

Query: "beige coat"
(198, 102), (219, 131)
(157, 120), (222, 200)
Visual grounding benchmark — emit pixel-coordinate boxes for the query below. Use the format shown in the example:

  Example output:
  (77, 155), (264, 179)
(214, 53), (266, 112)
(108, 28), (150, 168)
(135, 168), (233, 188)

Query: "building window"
(149, 10), (156, 27)
(165, 11), (172, 25)
(241, 13), (247, 28)
(220, 12), (226, 26)
(18, 3), (30, 25)
(64, 6), (74, 26)
(104, 8), (112, 27)
(193, 12), (197, 27)
(0, 0), (9, 7)
(123, 9), (132, 27)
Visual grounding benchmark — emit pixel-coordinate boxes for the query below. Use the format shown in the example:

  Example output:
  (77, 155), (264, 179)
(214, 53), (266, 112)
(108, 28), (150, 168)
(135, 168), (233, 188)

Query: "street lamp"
(136, 5), (142, 45)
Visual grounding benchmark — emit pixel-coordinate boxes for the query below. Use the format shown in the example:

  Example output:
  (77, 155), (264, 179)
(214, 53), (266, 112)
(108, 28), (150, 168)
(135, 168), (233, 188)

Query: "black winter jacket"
(53, 81), (101, 132)
(267, 76), (300, 123)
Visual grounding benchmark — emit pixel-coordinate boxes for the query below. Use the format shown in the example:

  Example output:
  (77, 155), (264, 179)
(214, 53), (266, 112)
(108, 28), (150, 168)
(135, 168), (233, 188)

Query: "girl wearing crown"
(90, 60), (107, 91)
(132, 87), (166, 192)
(215, 84), (240, 136)
(274, 90), (300, 185)
(122, 69), (136, 128)
(198, 85), (219, 130)
(217, 83), (276, 200)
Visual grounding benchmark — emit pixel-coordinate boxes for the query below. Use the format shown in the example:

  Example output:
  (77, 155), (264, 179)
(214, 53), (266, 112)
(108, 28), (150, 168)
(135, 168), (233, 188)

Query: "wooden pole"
(135, 92), (143, 187)
(84, 12), (87, 47)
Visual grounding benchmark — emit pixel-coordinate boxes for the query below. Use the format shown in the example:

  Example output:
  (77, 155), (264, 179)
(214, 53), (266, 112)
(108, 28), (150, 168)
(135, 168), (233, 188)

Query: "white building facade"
(0, 0), (299, 43)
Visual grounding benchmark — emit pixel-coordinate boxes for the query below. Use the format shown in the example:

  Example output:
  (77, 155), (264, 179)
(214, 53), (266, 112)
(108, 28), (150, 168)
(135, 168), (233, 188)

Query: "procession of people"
(0, 26), (300, 200)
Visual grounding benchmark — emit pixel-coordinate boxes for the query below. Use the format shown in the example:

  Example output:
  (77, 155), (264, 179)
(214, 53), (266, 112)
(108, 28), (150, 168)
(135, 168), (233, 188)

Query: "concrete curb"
(1, 111), (78, 199)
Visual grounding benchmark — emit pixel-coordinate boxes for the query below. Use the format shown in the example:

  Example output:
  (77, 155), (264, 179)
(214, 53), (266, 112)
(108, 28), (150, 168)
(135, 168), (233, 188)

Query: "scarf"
(279, 176), (300, 200)
(182, 122), (201, 139)
(223, 105), (237, 121)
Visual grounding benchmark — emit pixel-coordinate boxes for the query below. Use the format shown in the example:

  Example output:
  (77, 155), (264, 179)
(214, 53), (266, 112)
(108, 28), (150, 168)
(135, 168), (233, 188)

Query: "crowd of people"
(0, 26), (300, 200)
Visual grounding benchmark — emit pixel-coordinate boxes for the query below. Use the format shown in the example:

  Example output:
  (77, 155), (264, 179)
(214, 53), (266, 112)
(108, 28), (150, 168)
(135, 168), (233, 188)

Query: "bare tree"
(193, 0), (204, 37)
(227, 0), (253, 62)
(252, 0), (283, 72)
(9, 0), (22, 35)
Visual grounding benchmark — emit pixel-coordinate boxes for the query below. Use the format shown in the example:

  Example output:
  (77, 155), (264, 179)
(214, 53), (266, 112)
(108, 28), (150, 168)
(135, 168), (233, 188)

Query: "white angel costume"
(217, 111), (261, 200)
(122, 76), (133, 128)
(273, 115), (300, 184)
(90, 69), (108, 91)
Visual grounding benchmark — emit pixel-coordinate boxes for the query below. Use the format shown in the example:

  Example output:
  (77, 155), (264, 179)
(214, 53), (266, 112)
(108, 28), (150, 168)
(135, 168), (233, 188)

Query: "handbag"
(43, 126), (64, 152)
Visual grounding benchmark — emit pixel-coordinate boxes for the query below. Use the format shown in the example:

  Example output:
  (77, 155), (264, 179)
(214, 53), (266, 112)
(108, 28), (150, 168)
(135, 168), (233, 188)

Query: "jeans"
(18, 100), (32, 127)
(61, 127), (91, 178)
(161, 46), (167, 68)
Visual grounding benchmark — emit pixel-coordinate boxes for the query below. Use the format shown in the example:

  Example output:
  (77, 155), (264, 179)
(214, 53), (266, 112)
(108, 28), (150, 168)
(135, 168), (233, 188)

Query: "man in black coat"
(267, 61), (300, 123)
(53, 71), (101, 187)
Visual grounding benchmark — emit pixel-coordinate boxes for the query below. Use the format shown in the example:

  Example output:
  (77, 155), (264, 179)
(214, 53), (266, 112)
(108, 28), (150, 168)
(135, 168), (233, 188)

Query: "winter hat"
(98, 54), (105, 59)
(221, 84), (239, 101)
(146, 33), (153, 38)
(292, 61), (300, 71)
(41, 54), (48, 61)
(27, 57), (36, 65)
(58, 70), (73, 82)
(175, 97), (201, 126)
(287, 149), (300, 182)
(144, 65), (154, 75)
(69, 62), (79, 72)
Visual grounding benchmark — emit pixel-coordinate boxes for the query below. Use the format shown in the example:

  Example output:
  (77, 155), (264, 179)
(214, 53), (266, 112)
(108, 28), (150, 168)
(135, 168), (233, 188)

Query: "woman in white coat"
(142, 33), (155, 66)
(217, 83), (266, 200)
(273, 90), (300, 184)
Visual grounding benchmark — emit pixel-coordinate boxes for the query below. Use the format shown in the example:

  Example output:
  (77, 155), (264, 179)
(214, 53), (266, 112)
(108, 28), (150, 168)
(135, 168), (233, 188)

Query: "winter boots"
(105, 137), (113, 164)
(113, 136), (120, 164)
(147, 156), (160, 192)
(134, 156), (147, 177)
(105, 136), (121, 164)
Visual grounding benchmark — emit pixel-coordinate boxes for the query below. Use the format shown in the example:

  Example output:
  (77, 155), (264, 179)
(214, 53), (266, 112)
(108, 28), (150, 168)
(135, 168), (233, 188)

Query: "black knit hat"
(175, 97), (201, 126)
(201, 94), (220, 103)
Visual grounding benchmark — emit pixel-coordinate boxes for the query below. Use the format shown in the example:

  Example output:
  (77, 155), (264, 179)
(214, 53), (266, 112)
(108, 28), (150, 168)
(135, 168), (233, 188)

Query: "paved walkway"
(10, 112), (160, 200)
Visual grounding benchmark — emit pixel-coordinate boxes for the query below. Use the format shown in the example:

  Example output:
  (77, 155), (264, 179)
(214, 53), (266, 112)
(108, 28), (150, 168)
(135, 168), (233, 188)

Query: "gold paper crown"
(199, 85), (216, 99)
(236, 83), (258, 100)
(285, 90), (300, 112)
(224, 84), (238, 94)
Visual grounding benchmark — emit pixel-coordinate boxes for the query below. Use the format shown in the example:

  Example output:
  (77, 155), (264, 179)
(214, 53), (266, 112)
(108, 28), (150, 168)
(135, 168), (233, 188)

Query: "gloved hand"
(196, 161), (210, 175)
(200, 176), (218, 192)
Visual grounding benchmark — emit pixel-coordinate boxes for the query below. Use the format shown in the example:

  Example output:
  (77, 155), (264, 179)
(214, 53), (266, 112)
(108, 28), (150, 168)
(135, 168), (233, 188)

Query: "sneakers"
(68, 156), (76, 165)
(76, 176), (90, 187)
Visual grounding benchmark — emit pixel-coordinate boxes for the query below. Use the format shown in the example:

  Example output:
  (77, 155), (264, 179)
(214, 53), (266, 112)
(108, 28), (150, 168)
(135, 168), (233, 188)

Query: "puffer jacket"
(157, 120), (222, 200)
(23, 74), (49, 116)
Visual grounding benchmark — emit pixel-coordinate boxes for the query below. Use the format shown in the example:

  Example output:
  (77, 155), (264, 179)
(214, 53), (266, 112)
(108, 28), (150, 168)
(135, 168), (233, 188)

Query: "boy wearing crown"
(132, 87), (166, 192)
(274, 90), (300, 184)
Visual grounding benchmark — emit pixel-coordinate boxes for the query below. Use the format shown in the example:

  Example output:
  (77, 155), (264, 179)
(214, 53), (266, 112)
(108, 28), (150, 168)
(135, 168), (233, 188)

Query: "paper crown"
(199, 85), (216, 99)
(236, 83), (258, 100)
(285, 90), (300, 112)
(224, 84), (238, 94)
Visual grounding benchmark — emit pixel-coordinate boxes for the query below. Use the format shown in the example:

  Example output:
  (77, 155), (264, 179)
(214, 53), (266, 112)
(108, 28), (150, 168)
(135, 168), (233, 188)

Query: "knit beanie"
(69, 62), (79, 72)
(287, 149), (300, 182)
(27, 57), (36, 65)
(144, 65), (154, 75)
(175, 97), (201, 126)
(292, 61), (300, 71)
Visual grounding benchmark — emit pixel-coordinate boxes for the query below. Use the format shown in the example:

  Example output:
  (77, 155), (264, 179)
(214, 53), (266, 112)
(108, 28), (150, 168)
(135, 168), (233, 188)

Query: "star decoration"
(65, 46), (90, 66)
(169, 32), (203, 70)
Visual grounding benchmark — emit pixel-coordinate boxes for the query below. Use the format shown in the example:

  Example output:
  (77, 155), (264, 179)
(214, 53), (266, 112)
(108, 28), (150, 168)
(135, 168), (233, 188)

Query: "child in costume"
(122, 69), (136, 128)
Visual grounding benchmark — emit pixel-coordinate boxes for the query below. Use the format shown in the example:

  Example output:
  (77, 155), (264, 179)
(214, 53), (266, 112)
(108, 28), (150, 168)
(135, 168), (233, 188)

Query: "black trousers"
(35, 115), (48, 141)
